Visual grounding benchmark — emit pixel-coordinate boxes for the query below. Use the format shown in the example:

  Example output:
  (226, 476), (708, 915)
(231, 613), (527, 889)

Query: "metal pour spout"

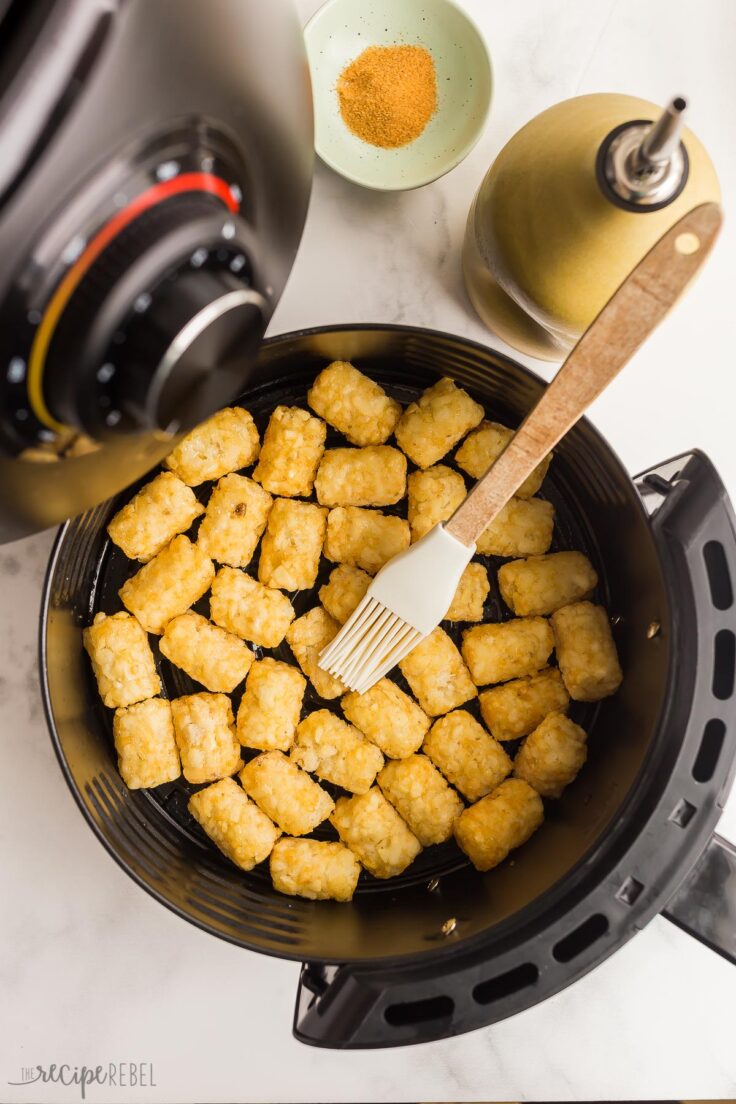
(638, 96), (688, 169)
(600, 96), (689, 209)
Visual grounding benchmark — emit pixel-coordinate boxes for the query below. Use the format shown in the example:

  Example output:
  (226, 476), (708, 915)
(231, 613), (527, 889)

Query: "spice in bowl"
(337, 44), (437, 149)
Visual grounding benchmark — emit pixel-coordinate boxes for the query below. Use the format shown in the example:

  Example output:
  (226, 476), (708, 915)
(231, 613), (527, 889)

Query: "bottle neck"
(597, 97), (689, 212)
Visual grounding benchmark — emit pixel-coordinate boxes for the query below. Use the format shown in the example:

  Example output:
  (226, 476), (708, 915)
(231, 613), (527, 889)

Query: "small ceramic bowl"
(304, 0), (492, 191)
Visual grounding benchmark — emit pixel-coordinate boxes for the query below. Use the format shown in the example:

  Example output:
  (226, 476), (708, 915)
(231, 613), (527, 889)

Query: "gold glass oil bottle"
(463, 94), (721, 360)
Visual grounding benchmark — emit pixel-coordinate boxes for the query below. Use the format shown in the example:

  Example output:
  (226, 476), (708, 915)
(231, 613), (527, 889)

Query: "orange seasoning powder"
(337, 44), (437, 149)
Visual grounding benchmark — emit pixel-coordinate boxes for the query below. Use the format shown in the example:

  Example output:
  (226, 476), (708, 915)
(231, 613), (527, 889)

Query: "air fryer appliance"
(0, 0), (313, 542)
(41, 325), (736, 1049)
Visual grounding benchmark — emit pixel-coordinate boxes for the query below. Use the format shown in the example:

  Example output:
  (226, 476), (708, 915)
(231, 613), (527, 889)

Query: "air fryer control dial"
(43, 189), (268, 436)
(112, 268), (266, 433)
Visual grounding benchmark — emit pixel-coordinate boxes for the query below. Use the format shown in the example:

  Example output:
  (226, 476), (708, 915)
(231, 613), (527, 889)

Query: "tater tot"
(197, 474), (272, 568)
(252, 405), (326, 497)
(514, 712), (587, 798)
(270, 838), (361, 902)
(454, 778), (544, 871)
(377, 754), (463, 845)
(324, 506), (410, 575)
(307, 360), (401, 446)
(113, 698), (180, 789)
(159, 611), (253, 693)
(240, 751), (334, 836)
(171, 692), (241, 784)
(476, 498), (555, 557)
(462, 617), (554, 686)
(285, 606), (346, 699)
(83, 611), (160, 708)
(210, 566), (295, 648)
(236, 658), (306, 752)
(258, 498), (327, 591)
(423, 709), (512, 802)
(291, 710), (384, 794)
(498, 551), (598, 616)
(395, 377), (484, 469)
(331, 788), (422, 878)
(164, 407), (260, 485)
(342, 678), (430, 759)
(107, 471), (204, 563)
(407, 464), (466, 542)
(445, 562), (490, 622)
(399, 627), (477, 716)
(319, 564), (371, 624)
(551, 601), (623, 701)
(315, 446), (407, 507)
(119, 534), (214, 634)
(479, 667), (569, 741)
(189, 778), (279, 872)
(455, 421), (551, 498)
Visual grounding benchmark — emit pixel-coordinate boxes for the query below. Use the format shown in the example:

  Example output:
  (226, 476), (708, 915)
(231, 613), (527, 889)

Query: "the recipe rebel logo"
(8, 1061), (156, 1100)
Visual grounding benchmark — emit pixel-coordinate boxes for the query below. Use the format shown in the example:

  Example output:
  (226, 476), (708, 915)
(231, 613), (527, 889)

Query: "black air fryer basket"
(41, 325), (736, 1048)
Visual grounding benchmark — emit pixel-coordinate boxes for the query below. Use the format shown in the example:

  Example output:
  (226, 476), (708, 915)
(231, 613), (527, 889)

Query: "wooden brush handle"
(445, 202), (723, 548)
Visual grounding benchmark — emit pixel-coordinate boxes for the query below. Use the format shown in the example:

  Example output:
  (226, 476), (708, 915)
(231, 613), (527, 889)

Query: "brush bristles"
(318, 595), (423, 693)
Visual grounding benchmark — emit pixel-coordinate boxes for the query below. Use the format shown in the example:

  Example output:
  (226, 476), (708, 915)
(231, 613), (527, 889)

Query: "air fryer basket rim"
(38, 323), (735, 976)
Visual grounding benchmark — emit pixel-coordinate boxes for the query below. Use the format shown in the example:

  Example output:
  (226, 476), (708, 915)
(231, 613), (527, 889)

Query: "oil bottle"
(462, 94), (720, 360)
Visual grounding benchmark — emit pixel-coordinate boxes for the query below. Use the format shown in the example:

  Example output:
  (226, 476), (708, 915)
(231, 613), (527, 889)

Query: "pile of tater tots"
(84, 361), (623, 902)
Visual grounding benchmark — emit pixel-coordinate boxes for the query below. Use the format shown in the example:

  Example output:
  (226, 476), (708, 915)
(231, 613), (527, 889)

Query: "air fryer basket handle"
(293, 450), (736, 1049)
(663, 834), (736, 963)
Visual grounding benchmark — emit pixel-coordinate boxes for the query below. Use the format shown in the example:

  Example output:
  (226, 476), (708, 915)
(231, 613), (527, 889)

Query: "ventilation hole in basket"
(616, 876), (644, 907)
(384, 994), (454, 1027)
(472, 962), (538, 1005)
(703, 541), (733, 610)
(669, 798), (696, 828)
(552, 914), (608, 963)
(713, 630), (735, 700)
(693, 718), (726, 783)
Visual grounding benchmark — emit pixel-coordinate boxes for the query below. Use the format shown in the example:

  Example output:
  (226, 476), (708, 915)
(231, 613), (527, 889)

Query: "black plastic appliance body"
(0, 0), (313, 541)
(41, 326), (736, 1049)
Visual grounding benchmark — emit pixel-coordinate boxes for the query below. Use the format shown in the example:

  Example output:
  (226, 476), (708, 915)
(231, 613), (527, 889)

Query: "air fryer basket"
(41, 325), (736, 1048)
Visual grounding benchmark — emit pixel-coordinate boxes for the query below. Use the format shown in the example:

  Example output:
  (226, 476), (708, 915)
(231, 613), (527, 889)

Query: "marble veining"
(1, 0), (735, 1099)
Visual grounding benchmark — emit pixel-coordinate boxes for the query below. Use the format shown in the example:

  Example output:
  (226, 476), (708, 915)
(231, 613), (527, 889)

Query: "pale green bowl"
(304, 0), (492, 191)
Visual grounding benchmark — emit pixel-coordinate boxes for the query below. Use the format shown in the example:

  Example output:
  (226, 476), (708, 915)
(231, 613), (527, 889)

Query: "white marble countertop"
(2, 0), (736, 1100)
